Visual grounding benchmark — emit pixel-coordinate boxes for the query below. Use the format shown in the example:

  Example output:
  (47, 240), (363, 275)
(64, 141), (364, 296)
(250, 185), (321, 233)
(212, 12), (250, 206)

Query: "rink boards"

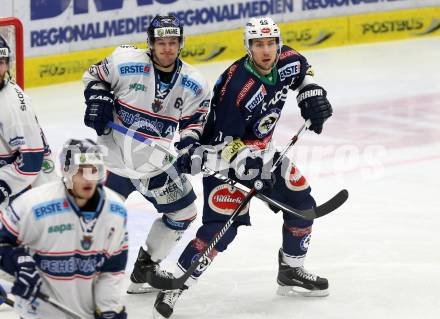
(23, 6), (440, 88)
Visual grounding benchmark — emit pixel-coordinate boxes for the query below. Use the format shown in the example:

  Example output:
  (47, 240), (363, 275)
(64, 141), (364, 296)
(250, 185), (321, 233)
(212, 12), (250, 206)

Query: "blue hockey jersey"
(202, 45), (311, 151)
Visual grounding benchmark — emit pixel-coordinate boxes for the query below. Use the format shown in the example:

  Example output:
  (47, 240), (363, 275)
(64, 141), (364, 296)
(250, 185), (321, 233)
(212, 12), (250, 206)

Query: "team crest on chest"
(253, 108), (281, 138)
(81, 235), (94, 250)
(152, 98), (165, 113)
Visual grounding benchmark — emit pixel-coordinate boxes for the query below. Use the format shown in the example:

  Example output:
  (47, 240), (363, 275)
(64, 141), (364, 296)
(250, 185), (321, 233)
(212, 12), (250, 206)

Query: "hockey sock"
(144, 218), (184, 262)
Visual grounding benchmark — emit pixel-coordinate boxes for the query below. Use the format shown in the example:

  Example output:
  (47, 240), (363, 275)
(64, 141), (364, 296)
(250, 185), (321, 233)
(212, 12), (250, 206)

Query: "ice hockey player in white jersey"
(0, 36), (57, 208)
(82, 15), (211, 294)
(0, 138), (128, 319)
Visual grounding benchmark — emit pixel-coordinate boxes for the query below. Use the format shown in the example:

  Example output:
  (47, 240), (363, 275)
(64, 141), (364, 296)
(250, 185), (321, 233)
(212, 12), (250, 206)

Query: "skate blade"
(276, 285), (329, 297)
(126, 282), (159, 294)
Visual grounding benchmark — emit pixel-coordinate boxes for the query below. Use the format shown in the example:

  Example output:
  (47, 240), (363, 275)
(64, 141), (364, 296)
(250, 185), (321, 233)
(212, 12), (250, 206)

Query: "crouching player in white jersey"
(0, 139), (128, 318)
(0, 36), (57, 208)
(82, 15), (211, 294)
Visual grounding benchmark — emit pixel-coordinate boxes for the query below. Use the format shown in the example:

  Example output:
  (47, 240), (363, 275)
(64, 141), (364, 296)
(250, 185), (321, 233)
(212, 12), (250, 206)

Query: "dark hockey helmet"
(60, 138), (105, 188)
(0, 35), (11, 64)
(147, 15), (184, 49)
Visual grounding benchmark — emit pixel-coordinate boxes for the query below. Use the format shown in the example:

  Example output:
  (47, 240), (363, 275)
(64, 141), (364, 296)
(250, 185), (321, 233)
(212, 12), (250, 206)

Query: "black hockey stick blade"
(147, 189), (349, 290)
(310, 189), (349, 219)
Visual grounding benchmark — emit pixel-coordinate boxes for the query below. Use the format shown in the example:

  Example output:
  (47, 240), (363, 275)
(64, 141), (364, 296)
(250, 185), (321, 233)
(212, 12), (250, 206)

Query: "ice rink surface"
(1, 36), (440, 318)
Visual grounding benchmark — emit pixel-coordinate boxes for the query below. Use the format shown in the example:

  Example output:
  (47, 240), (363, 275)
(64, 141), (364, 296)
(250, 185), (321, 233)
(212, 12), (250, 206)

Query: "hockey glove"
(222, 139), (275, 191)
(7, 247), (42, 301)
(84, 84), (114, 136)
(0, 180), (11, 206)
(241, 156), (276, 191)
(175, 137), (205, 175)
(297, 84), (333, 134)
(95, 307), (127, 319)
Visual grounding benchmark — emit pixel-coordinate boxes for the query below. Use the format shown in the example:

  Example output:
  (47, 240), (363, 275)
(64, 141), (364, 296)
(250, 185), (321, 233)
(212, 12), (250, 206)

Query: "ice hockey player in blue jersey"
(82, 15), (211, 294)
(0, 138), (128, 318)
(0, 36), (56, 208)
(150, 17), (333, 318)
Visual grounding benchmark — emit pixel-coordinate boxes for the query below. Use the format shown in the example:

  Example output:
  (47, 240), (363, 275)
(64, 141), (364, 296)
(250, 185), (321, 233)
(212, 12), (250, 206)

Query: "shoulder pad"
(279, 45), (300, 62)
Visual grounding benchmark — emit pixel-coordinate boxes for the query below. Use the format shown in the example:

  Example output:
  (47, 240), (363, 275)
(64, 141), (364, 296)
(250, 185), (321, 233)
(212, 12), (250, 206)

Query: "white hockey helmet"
(244, 17), (282, 55)
(60, 138), (105, 188)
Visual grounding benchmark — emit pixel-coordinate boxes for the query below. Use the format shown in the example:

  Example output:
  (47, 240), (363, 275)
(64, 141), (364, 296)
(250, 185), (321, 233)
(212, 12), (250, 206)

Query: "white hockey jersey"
(83, 46), (211, 179)
(0, 180), (128, 318)
(0, 81), (57, 198)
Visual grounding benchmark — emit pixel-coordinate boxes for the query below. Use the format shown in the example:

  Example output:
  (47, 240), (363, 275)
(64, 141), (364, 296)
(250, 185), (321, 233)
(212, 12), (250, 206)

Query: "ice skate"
(277, 249), (329, 297)
(153, 287), (186, 319)
(127, 247), (159, 294)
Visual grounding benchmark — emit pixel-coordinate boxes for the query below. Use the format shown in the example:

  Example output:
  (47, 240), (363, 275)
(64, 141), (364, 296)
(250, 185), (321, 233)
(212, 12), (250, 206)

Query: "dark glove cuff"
(0, 180), (12, 197)
(175, 137), (199, 152)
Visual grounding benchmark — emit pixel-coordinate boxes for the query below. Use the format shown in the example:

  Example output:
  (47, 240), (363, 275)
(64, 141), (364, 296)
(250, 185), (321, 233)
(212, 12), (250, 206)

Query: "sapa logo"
(31, 0), (179, 20)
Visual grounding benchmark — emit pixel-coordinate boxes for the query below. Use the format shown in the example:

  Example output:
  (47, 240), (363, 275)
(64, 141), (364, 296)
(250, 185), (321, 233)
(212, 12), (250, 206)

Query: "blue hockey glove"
(8, 247), (42, 301)
(175, 137), (205, 175)
(0, 180), (11, 206)
(297, 84), (333, 134)
(95, 308), (127, 319)
(84, 84), (114, 136)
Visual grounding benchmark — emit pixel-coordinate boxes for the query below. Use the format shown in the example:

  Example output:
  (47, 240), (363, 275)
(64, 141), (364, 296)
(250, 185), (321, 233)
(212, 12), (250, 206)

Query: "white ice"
(1, 36), (440, 319)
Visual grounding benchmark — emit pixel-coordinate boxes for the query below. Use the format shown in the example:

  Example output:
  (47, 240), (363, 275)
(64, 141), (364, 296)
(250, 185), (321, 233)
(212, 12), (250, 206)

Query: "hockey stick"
(106, 121), (345, 220)
(201, 165), (347, 220)
(0, 277), (83, 319)
(144, 121), (348, 289)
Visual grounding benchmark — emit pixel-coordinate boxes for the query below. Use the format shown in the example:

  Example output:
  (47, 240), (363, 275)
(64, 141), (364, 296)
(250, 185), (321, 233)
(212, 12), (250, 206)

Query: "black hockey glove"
(6, 247), (42, 300)
(95, 307), (127, 319)
(84, 85), (114, 136)
(297, 84), (333, 134)
(175, 137), (205, 175)
(241, 157), (276, 191)
(0, 180), (11, 205)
